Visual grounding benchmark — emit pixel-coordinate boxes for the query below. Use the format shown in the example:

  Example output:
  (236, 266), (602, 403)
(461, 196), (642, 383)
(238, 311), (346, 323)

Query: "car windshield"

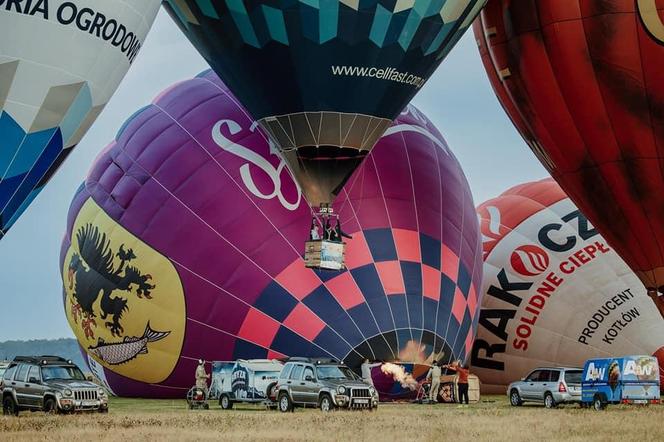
(41, 366), (85, 381)
(317, 366), (357, 380)
(565, 370), (582, 384)
(0, 366), (6, 378)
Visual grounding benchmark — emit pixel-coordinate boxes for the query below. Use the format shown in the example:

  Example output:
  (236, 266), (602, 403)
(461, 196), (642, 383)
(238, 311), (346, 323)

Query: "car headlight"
(369, 387), (376, 396)
(98, 389), (107, 397)
(337, 386), (346, 394)
(63, 389), (73, 397)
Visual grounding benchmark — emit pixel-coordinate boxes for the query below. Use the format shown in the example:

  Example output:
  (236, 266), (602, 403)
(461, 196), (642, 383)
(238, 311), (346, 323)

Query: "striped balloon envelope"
(60, 70), (482, 398)
(472, 178), (664, 393)
(0, 0), (161, 238)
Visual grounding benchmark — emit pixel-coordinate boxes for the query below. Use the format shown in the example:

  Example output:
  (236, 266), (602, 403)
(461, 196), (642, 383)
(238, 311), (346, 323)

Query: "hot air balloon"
(60, 70), (482, 398)
(472, 178), (664, 393)
(0, 0), (161, 239)
(162, 0), (486, 224)
(474, 1), (664, 311)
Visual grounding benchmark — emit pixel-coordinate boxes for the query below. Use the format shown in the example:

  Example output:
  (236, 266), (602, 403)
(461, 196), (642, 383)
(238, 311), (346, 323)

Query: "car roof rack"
(285, 357), (341, 365)
(12, 355), (74, 365)
(286, 357), (310, 362)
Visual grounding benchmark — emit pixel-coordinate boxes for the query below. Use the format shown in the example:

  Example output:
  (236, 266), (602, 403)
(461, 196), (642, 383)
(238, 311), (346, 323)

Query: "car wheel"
(278, 392), (293, 413)
(509, 389), (523, 406)
(319, 394), (334, 412)
(3, 396), (19, 416)
(220, 394), (233, 410)
(544, 393), (557, 409)
(593, 396), (605, 411)
(266, 382), (278, 401)
(43, 398), (58, 414)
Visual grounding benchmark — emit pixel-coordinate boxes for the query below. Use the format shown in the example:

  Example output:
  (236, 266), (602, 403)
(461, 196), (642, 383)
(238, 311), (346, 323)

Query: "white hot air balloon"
(0, 0), (161, 238)
(471, 178), (664, 393)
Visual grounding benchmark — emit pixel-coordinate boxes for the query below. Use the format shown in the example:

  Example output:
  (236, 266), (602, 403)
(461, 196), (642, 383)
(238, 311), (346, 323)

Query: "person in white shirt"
(361, 358), (374, 386)
(195, 359), (210, 391)
(426, 361), (442, 403)
(310, 219), (321, 240)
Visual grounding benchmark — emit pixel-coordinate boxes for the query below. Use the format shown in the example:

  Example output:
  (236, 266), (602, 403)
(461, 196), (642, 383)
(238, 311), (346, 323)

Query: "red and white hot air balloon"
(472, 179), (664, 392)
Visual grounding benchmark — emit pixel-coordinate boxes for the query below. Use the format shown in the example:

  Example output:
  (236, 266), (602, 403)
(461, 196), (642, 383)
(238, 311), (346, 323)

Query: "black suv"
(1, 356), (108, 415)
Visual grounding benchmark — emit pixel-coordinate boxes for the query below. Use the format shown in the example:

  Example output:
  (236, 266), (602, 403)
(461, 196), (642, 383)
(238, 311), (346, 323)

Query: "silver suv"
(508, 367), (582, 408)
(1, 356), (108, 415)
(275, 359), (378, 412)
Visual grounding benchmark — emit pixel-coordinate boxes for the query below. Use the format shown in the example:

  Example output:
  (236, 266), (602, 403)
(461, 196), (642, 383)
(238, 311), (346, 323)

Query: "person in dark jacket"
(444, 360), (470, 404)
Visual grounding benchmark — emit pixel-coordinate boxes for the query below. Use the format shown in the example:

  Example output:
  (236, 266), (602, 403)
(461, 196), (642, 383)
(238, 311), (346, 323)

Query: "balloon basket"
(304, 240), (346, 271)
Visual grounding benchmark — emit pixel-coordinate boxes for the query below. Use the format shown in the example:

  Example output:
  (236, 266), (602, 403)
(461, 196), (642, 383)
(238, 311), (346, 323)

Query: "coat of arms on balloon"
(61, 198), (186, 384)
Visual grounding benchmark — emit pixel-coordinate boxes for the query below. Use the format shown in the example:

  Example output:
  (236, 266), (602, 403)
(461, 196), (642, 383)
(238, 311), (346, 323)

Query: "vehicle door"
(520, 370), (542, 400)
(13, 364), (32, 407)
(300, 365), (318, 405)
(564, 370), (582, 396)
(538, 370), (558, 399)
(24, 365), (44, 408)
(288, 364), (306, 403)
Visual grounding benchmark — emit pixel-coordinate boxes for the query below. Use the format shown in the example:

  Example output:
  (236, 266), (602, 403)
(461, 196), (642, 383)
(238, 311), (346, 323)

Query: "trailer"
(209, 359), (284, 409)
(581, 355), (660, 410)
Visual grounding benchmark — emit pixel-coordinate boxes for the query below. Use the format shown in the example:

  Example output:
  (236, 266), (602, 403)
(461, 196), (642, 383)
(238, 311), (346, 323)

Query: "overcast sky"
(0, 9), (548, 341)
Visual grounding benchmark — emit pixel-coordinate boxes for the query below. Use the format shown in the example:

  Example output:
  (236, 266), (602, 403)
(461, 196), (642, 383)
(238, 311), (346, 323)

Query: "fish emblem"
(88, 322), (170, 365)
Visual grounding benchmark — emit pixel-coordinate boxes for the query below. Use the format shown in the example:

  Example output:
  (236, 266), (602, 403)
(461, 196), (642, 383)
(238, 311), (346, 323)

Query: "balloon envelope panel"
(0, 0), (161, 238)
(163, 0), (487, 207)
(60, 71), (482, 398)
(471, 178), (664, 392)
(475, 0), (664, 290)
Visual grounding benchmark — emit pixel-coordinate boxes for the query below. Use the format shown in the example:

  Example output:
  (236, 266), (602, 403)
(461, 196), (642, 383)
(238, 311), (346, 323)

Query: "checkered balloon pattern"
(61, 70), (482, 397)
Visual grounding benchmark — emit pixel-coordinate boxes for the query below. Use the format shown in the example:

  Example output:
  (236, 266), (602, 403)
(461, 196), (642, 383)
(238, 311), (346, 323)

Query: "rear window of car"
(15, 364), (30, 382)
(547, 370), (561, 382)
(280, 364), (293, 380)
(565, 370), (582, 384)
(3, 364), (17, 381)
(290, 365), (304, 380)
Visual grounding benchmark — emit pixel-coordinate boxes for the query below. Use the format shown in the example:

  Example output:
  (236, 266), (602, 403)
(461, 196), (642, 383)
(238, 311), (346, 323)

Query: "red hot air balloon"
(475, 1), (664, 308)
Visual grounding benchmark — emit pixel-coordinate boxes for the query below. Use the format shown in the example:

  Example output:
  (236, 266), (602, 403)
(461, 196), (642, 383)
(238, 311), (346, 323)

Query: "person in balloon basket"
(195, 359), (210, 394)
(444, 360), (470, 405)
(425, 361), (442, 403)
(310, 218), (321, 241)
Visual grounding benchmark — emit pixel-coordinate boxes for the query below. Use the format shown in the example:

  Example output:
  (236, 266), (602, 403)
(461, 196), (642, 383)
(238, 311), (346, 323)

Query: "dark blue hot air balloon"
(164, 0), (486, 209)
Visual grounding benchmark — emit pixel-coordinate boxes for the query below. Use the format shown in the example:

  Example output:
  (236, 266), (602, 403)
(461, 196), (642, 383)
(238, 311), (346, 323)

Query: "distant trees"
(0, 338), (85, 368)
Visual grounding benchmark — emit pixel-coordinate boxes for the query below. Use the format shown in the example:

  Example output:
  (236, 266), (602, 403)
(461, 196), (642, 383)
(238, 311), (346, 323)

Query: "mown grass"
(2, 395), (664, 441)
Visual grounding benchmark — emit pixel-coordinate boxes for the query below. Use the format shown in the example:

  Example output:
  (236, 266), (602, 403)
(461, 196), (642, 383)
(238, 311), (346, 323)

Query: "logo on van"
(585, 362), (605, 381)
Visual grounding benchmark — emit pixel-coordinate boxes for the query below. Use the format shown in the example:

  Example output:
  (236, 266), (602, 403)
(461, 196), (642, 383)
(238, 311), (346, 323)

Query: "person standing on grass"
(426, 361), (442, 403)
(445, 360), (470, 404)
(195, 359), (210, 392)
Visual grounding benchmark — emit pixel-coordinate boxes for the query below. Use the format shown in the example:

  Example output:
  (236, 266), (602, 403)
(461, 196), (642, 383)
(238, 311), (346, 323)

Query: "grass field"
(2, 395), (664, 441)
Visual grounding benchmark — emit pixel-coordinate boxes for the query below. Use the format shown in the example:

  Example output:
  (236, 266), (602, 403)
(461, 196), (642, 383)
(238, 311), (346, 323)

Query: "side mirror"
(305, 375), (314, 382)
(28, 377), (39, 384)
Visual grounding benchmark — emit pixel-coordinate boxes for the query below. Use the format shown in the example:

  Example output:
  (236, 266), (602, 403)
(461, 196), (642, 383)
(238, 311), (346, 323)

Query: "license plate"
(633, 400), (647, 404)
(354, 399), (369, 404)
(82, 400), (98, 406)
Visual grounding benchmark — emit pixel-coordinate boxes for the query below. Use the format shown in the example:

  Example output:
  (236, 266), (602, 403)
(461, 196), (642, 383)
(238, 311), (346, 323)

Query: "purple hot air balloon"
(60, 70), (482, 398)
